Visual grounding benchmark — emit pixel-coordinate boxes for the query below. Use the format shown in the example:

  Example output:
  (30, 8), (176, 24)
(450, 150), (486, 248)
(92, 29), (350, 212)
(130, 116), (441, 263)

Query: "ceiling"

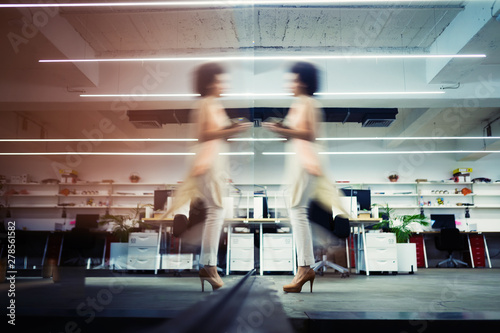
(0, 1), (499, 160)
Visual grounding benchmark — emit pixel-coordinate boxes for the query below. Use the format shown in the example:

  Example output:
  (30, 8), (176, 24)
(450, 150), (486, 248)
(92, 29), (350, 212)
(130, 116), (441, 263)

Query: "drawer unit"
(365, 233), (396, 247)
(263, 259), (293, 271)
(367, 247), (398, 260)
(229, 233), (254, 271)
(360, 233), (398, 273)
(263, 247), (293, 260)
(231, 247), (255, 259)
(263, 234), (293, 248)
(128, 246), (159, 257)
(162, 254), (193, 270)
(230, 259), (254, 271)
(262, 234), (294, 272)
(129, 232), (159, 247)
(127, 256), (158, 270)
(231, 234), (254, 248)
(366, 259), (398, 272)
(128, 233), (159, 270)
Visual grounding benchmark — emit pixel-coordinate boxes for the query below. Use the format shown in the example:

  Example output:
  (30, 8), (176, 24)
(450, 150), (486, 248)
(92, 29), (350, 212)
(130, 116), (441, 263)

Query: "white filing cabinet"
(230, 233), (254, 271)
(162, 253), (193, 270)
(359, 233), (398, 273)
(128, 232), (159, 270)
(262, 234), (294, 272)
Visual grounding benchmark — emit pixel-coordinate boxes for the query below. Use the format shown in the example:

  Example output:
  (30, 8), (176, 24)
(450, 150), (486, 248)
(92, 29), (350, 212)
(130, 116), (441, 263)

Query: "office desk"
(412, 231), (493, 268)
(143, 217), (293, 275)
(348, 218), (383, 276)
(144, 217), (382, 275)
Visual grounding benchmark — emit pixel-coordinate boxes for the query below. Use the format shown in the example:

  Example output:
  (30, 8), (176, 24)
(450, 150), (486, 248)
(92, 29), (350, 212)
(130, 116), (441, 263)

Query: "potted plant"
(373, 204), (430, 273)
(99, 204), (153, 269)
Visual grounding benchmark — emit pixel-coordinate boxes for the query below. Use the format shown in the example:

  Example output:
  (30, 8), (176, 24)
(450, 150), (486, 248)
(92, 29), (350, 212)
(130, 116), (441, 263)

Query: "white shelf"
(389, 206), (420, 209)
(420, 194), (476, 197)
(417, 182), (473, 185)
(10, 194), (58, 197)
(63, 206), (108, 209)
(10, 205), (60, 208)
(111, 194), (154, 197)
(6, 183), (57, 186)
(472, 205), (500, 209)
(371, 194), (417, 197)
(420, 206), (471, 209)
(57, 194), (109, 197)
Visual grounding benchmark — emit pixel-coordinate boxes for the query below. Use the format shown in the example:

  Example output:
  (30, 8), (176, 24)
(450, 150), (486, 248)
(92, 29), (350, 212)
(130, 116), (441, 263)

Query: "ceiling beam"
(18, 8), (99, 86)
(426, 1), (498, 84)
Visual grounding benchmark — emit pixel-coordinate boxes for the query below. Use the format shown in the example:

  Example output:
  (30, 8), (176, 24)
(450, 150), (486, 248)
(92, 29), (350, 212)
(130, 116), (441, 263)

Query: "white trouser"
(197, 173), (225, 266)
(289, 172), (316, 267)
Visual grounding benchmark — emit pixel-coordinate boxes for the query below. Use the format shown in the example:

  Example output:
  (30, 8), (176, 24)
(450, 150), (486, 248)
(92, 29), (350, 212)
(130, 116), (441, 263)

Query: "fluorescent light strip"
(318, 151), (500, 155)
(228, 138), (287, 141)
(219, 152), (255, 155)
(316, 136), (500, 141)
(41, 54), (485, 63)
(0, 1), (467, 9)
(81, 94), (200, 98)
(80, 91), (444, 98)
(0, 152), (195, 156)
(0, 138), (197, 142)
(315, 91), (445, 96)
(221, 93), (293, 97)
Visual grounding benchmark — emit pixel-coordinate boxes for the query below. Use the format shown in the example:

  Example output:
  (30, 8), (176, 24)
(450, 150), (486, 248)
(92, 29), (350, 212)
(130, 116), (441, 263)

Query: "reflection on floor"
(2, 268), (500, 332)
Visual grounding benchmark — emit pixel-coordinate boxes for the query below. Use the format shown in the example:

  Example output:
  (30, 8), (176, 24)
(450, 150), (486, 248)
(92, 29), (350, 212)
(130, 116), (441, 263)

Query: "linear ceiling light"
(41, 54), (485, 63)
(318, 151), (500, 155)
(80, 91), (444, 98)
(316, 136), (500, 141)
(0, 152), (195, 156)
(315, 91), (445, 96)
(0, 138), (197, 142)
(80, 94), (200, 98)
(0, 1), (468, 9)
(228, 138), (287, 141)
(219, 152), (255, 155)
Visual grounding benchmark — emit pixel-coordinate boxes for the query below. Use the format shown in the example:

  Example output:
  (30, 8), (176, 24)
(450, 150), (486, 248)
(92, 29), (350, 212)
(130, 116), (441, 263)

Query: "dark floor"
(2, 268), (500, 332)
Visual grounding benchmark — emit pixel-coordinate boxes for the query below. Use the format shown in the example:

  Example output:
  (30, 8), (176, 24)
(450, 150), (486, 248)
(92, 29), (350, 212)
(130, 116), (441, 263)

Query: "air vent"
(130, 120), (162, 129)
(362, 113), (396, 127)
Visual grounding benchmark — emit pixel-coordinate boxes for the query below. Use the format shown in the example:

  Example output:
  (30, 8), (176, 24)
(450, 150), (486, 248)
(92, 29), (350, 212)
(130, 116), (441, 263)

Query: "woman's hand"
(225, 122), (252, 138)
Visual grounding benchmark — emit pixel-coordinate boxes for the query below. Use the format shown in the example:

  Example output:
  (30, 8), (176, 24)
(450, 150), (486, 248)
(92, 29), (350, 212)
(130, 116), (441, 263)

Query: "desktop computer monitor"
(154, 190), (172, 211)
(75, 214), (99, 230)
(430, 214), (456, 229)
(340, 189), (371, 211)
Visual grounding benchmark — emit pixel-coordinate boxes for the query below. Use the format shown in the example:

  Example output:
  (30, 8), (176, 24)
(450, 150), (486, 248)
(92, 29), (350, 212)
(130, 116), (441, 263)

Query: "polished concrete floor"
(2, 268), (500, 332)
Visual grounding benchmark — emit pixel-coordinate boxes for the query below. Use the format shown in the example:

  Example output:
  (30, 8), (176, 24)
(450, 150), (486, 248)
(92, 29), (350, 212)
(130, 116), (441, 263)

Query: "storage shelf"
(420, 206), (472, 209)
(417, 182), (473, 185)
(111, 194), (154, 197)
(371, 194), (417, 197)
(57, 194), (109, 197)
(420, 194), (476, 197)
(6, 183), (57, 186)
(10, 194), (58, 197)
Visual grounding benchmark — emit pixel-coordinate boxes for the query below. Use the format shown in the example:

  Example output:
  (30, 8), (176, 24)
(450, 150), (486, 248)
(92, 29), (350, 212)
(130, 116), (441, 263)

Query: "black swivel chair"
(309, 200), (351, 277)
(435, 228), (468, 268)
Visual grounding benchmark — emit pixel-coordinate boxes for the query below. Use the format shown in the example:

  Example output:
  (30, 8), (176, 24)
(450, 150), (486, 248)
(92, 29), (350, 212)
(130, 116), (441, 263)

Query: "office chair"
(435, 228), (469, 268)
(311, 214), (350, 278)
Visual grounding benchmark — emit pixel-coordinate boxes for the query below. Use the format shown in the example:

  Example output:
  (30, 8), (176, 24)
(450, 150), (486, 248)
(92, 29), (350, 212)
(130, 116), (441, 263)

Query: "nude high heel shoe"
(199, 266), (224, 292)
(283, 268), (315, 293)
